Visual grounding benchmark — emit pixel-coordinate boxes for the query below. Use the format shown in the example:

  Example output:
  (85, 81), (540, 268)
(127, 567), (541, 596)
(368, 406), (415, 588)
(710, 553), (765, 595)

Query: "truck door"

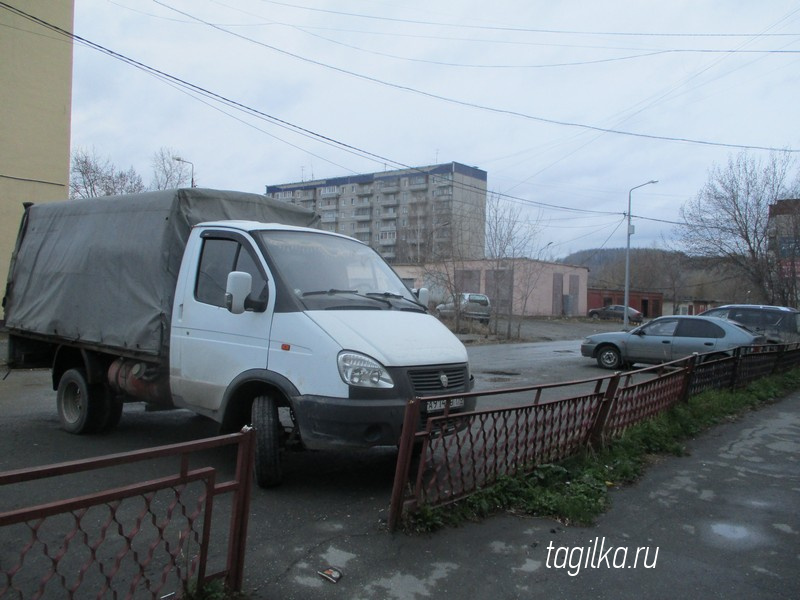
(171, 231), (273, 412)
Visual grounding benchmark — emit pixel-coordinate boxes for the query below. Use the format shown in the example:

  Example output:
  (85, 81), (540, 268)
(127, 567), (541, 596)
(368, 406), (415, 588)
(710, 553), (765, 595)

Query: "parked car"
(580, 315), (765, 369)
(436, 293), (491, 324)
(587, 304), (643, 323)
(698, 304), (800, 344)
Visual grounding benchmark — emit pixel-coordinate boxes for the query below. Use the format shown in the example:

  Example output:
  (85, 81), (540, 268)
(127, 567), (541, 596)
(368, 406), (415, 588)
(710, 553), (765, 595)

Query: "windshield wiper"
(303, 289), (393, 308)
(302, 289), (358, 296)
(366, 291), (427, 312)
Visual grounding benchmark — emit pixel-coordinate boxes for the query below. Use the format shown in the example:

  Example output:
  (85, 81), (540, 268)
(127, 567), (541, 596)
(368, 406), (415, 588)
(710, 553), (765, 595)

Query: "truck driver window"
(196, 238), (268, 309)
(196, 238), (239, 307)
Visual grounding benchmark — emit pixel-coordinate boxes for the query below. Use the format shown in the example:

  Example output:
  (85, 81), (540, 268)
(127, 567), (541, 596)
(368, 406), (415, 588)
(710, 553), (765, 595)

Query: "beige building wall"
(1, 2), (74, 319)
(395, 259), (589, 318)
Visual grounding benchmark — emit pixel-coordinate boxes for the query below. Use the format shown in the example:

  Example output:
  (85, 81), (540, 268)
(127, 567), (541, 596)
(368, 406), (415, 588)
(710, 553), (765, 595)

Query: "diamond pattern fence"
(0, 429), (254, 599)
(389, 343), (800, 531)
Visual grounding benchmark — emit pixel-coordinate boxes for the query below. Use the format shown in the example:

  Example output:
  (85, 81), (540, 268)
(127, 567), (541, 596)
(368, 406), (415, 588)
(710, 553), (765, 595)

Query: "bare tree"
(151, 147), (191, 190)
(678, 150), (797, 303)
(69, 148), (145, 199)
(485, 194), (542, 337)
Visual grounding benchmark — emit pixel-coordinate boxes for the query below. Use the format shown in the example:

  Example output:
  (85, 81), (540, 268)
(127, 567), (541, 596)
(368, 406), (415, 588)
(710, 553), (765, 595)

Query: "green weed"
(182, 579), (249, 600)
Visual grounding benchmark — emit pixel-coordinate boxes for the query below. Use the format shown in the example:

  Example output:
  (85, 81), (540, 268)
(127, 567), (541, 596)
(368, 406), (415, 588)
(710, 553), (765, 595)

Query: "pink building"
(394, 259), (589, 317)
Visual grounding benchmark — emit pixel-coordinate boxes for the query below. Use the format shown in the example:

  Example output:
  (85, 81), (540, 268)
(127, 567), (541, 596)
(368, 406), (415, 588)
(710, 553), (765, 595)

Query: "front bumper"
(292, 363), (475, 450)
(291, 393), (478, 450)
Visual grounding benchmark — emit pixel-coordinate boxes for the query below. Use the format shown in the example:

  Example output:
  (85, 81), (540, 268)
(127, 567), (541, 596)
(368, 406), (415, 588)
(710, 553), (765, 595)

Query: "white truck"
(2, 188), (474, 486)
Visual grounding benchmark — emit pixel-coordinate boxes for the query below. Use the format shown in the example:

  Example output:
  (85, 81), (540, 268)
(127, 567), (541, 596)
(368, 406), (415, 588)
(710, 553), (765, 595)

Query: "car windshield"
(256, 230), (419, 309)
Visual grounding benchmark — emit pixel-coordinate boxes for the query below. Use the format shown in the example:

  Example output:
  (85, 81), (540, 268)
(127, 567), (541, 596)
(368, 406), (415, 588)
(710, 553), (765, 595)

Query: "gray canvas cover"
(3, 188), (318, 358)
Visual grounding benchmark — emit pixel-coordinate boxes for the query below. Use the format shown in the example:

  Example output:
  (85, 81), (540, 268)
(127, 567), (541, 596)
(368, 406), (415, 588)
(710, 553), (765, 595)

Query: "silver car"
(698, 304), (800, 344)
(436, 293), (491, 325)
(580, 315), (764, 370)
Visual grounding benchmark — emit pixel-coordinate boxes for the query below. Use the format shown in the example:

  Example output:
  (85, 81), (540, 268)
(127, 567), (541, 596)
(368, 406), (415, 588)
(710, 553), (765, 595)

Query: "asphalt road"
(4, 351), (796, 599)
(14, 318), (793, 600)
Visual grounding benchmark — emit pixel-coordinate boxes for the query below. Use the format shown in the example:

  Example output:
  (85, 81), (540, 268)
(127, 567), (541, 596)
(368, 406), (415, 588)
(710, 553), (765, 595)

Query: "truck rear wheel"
(251, 395), (283, 487)
(57, 368), (103, 434)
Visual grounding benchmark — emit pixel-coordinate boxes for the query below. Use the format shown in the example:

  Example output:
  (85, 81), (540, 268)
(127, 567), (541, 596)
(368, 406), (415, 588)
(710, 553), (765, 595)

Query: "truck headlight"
(337, 352), (394, 389)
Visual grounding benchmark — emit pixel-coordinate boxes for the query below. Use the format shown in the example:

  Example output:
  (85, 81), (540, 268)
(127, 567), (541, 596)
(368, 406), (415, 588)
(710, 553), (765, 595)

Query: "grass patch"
(403, 369), (800, 533)
(182, 579), (250, 600)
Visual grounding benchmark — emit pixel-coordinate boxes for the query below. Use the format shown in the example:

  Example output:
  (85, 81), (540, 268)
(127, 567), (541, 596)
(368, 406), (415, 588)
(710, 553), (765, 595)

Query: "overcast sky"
(68, 0), (800, 258)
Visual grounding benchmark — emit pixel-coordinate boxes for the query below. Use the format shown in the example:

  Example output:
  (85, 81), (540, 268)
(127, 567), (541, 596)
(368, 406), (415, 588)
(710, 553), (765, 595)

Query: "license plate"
(425, 397), (464, 412)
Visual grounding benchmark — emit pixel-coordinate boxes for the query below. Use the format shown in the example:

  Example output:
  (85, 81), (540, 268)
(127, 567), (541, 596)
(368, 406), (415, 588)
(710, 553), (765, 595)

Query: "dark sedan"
(588, 304), (643, 324)
(581, 315), (764, 369)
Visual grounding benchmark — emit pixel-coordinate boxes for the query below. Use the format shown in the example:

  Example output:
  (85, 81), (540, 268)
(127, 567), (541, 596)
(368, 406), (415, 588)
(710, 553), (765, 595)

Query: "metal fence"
(389, 344), (800, 531)
(0, 429), (254, 599)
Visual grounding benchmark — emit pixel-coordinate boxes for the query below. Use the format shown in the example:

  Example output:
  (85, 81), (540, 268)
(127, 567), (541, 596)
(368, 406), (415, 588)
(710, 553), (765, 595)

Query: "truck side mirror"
(415, 287), (430, 308)
(225, 271), (252, 314)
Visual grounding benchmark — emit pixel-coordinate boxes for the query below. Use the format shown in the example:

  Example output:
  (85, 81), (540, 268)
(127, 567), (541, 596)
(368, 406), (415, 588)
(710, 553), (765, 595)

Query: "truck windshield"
(256, 230), (419, 309)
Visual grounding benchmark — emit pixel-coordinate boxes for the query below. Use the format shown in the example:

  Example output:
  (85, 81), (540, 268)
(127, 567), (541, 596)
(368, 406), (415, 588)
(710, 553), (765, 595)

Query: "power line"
(257, 0), (800, 38)
(153, 1), (798, 154)
(277, 26), (800, 70)
(0, 2), (638, 222)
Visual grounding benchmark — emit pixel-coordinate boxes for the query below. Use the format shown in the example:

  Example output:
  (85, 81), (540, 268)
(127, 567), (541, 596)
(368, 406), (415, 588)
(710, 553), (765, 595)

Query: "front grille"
(408, 366), (467, 396)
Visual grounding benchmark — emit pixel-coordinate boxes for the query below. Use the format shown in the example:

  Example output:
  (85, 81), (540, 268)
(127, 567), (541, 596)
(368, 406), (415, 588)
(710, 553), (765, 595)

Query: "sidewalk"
(248, 391), (800, 599)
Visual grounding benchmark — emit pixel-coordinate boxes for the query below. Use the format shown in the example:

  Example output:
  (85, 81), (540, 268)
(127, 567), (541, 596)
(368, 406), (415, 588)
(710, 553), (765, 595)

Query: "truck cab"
(170, 222), (474, 485)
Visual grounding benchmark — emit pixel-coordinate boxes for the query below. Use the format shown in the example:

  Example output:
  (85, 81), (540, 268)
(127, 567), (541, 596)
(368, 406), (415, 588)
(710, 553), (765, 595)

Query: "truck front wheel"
(57, 368), (102, 434)
(251, 395), (283, 487)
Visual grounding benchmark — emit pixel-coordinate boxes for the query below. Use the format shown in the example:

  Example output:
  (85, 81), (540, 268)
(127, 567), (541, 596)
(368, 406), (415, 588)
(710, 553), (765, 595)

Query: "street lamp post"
(173, 156), (195, 188)
(623, 180), (658, 328)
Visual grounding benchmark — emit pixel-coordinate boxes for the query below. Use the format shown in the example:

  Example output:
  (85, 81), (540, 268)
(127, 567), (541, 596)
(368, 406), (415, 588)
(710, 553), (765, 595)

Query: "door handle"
(704, 342), (713, 346)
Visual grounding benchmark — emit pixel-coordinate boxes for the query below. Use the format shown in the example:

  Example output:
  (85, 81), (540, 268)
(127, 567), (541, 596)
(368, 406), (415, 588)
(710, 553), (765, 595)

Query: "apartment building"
(266, 162), (487, 263)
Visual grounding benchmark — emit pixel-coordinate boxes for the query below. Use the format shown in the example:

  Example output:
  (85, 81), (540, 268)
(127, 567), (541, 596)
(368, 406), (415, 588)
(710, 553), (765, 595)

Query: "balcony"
(377, 179), (400, 193)
(408, 177), (428, 190)
(320, 187), (340, 197)
(434, 187), (452, 197)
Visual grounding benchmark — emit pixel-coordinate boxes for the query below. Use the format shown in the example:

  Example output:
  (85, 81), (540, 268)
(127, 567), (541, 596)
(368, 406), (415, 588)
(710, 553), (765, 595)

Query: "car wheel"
(57, 368), (103, 434)
(252, 394), (283, 487)
(596, 346), (623, 369)
(591, 313), (599, 320)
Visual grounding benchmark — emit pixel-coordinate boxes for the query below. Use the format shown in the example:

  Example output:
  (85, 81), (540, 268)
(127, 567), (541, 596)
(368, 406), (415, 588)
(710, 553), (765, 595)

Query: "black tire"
(596, 346), (622, 370)
(591, 313), (599, 320)
(251, 395), (283, 487)
(96, 390), (124, 432)
(57, 368), (103, 434)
